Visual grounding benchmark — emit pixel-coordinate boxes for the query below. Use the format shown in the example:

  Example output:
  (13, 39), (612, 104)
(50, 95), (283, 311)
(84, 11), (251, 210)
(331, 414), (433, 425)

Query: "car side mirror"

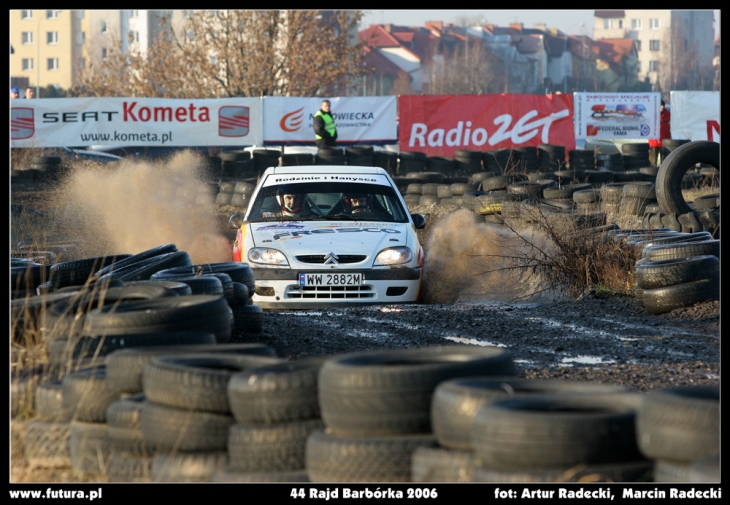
(411, 213), (426, 229)
(229, 213), (247, 229)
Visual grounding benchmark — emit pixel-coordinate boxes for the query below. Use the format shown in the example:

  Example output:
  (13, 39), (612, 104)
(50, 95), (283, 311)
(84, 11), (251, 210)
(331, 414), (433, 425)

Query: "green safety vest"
(314, 110), (337, 140)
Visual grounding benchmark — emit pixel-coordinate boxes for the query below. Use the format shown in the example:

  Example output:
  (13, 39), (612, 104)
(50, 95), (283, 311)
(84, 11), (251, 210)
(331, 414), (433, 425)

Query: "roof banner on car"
(10, 97), (263, 148)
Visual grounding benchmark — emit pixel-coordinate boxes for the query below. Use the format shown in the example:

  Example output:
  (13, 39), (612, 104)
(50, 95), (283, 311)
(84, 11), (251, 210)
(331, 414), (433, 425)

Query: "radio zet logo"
(280, 107), (304, 132)
(11, 107), (34, 140)
(219, 106), (250, 137)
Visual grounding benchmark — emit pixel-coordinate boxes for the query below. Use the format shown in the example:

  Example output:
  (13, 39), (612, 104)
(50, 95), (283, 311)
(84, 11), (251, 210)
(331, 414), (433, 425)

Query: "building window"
(649, 60), (660, 72)
(47, 31), (59, 45)
(22, 58), (34, 71)
(618, 20), (623, 29)
(649, 40), (660, 51)
(75, 10), (85, 20)
(101, 47), (108, 59)
(76, 31), (85, 44)
(47, 58), (60, 70)
(650, 19), (660, 30)
(631, 19), (642, 29)
(21, 10), (33, 20)
(101, 20), (108, 33)
(129, 30), (139, 43)
(46, 10), (60, 19)
(635, 39), (641, 51)
(603, 19), (614, 29)
(130, 10), (139, 17)
(21, 32), (34, 44)
(637, 61), (641, 72)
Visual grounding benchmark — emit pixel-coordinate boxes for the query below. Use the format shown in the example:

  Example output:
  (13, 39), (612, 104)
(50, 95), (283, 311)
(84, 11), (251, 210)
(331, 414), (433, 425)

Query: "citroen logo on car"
(324, 252), (339, 265)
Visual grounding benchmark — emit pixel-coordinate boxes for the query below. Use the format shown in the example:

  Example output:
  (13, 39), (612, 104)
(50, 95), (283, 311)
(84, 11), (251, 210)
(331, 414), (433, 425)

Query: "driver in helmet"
(342, 192), (390, 219)
(261, 185), (315, 218)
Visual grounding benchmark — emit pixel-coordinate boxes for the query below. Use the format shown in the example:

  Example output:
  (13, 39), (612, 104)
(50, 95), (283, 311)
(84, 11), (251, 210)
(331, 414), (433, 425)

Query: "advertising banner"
(397, 94), (575, 157)
(10, 97), (263, 148)
(670, 91), (720, 143)
(263, 96), (397, 146)
(574, 92), (660, 141)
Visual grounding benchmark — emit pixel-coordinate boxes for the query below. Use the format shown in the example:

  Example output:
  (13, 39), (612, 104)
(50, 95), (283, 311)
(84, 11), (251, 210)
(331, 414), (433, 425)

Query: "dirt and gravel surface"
(10, 154), (720, 395)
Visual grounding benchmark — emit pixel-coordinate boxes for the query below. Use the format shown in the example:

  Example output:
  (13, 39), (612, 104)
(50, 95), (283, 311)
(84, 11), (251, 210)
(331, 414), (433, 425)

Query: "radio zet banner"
(397, 94), (575, 157)
(670, 91), (720, 143)
(10, 97), (263, 148)
(263, 96), (397, 146)
(574, 92), (661, 141)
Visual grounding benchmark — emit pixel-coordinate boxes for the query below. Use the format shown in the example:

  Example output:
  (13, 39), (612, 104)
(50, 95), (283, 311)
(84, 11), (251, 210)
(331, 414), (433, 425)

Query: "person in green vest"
(313, 99), (338, 148)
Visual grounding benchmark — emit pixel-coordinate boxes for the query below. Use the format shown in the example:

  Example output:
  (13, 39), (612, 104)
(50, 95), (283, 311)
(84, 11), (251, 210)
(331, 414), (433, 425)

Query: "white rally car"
(230, 166), (426, 309)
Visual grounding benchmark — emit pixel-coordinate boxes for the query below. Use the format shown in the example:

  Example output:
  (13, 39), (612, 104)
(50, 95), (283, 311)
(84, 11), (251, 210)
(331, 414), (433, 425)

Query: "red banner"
(397, 94), (575, 157)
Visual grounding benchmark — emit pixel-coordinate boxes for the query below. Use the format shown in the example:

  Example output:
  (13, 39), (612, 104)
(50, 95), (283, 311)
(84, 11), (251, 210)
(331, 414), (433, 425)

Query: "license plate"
(299, 273), (363, 287)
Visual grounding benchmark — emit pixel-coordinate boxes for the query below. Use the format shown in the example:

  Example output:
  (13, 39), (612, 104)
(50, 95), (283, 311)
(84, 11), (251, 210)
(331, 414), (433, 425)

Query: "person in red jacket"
(649, 100), (671, 166)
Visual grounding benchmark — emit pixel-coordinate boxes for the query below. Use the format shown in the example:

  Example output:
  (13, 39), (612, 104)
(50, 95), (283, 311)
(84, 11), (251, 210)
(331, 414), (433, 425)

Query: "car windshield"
(246, 180), (409, 223)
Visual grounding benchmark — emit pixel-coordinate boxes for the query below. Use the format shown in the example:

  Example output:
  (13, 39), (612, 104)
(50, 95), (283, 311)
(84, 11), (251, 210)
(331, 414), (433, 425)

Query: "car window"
(247, 181), (409, 223)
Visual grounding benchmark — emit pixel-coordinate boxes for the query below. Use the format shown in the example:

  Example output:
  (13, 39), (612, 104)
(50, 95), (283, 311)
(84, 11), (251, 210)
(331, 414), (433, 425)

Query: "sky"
(359, 9), (720, 38)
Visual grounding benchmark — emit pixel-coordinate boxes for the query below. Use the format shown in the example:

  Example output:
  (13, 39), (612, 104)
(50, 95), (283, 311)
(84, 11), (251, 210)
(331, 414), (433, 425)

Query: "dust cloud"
(51, 151), (232, 264)
(421, 209), (564, 304)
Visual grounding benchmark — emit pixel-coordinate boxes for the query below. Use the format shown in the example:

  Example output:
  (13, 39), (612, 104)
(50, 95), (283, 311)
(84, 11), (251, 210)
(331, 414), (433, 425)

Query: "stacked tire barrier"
(218, 150), (254, 179)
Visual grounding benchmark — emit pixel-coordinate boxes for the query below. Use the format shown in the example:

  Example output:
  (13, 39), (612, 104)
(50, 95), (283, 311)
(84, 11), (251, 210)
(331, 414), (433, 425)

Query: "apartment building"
(10, 9), (169, 94)
(593, 10), (715, 90)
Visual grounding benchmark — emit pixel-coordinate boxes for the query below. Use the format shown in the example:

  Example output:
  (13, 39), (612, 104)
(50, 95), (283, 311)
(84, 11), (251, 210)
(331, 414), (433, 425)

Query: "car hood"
(249, 221), (412, 261)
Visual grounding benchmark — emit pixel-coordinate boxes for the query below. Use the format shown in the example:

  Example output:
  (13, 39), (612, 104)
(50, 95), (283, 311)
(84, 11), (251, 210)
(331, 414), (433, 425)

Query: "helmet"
(276, 185), (305, 216)
(343, 193), (370, 213)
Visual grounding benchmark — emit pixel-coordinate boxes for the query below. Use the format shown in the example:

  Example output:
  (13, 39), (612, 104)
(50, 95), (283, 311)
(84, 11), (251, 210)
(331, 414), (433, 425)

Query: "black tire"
(219, 150), (251, 162)
(101, 251), (193, 283)
(636, 385), (719, 463)
(69, 420), (112, 478)
(231, 304), (264, 339)
(95, 244), (178, 277)
(105, 343), (276, 394)
(152, 262), (255, 295)
(305, 429), (436, 483)
(82, 294), (232, 343)
(107, 453), (153, 482)
(687, 453), (720, 483)
(34, 380), (72, 422)
(212, 468), (310, 482)
(151, 451), (228, 482)
(318, 346), (516, 437)
(411, 446), (478, 483)
(471, 393), (644, 469)
(124, 279), (193, 296)
(62, 367), (120, 423)
(473, 460), (654, 483)
(635, 256), (718, 290)
(227, 357), (326, 424)
(641, 278), (719, 315)
(50, 254), (134, 287)
(142, 354), (282, 413)
(642, 239), (719, 261)
(22, 420), (72, 469)
(149, 274), (223, 296)
(229, 281), (250, 306)
(656, 141), (719, 215)
(140, 400), (233, 452)
(227, 419), (324, 473)
(431, 377), (629, 451)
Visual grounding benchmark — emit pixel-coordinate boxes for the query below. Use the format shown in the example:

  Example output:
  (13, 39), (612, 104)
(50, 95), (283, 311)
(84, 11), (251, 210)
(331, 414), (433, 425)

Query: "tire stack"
(661, 138), (691, 165)
(618, 181), (658, 216)
(621, 143), (651, 171)
(252, 149), (281, 174)
(139, 353), (282, 482)
(568, 148), (595, 172)
(281, 152), (314, 167)
(644, 141), (720, 239)
(537, 144), (566, 172)
(454, 149), (483, 176)
(448, 181), (478, 207)
(215, 181), (235, 206)
(216, 357), (326, 482)
(418, 182), (442, 206)
(30, 155), (67, 184)
(511, 146), (539, 173)
(105, 394), (154, 482)
(314, 146), (345, 165)
(403, 182), (423, 208)
(22, 379), (72, 472)
(373, 150), (398, 174)
(636, 385), (719, 482)
(219, 150), (254, 179)
(305, 346), (517, 483)
(483, 149), (511, 174)
(345, 145), (374, 166)
(397, 151), (427, 174)
(426, 156), (456, 178)
(471, 391), (650, 482)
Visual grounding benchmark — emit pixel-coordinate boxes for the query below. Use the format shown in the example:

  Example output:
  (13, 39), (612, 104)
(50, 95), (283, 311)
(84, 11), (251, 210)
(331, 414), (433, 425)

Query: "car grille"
(284, 284), (375, 299)
(295, 255), (367, 264)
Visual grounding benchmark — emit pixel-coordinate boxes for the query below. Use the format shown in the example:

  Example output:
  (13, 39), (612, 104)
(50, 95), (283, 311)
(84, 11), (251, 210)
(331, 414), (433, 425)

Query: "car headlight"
(374, 247), (413, 266)
(248, 248), (289, 267)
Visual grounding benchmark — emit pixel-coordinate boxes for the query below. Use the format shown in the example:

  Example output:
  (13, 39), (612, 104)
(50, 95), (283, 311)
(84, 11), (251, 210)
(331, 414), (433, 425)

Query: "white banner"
(10, 97), (263, 148)
(670, 91), (721, 143)
(573, 92), (661, 140)
(263, 96), (397, 145)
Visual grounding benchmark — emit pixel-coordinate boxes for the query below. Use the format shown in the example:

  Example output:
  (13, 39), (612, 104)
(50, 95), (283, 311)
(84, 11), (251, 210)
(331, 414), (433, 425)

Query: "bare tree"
(423, 40), (508, 94)
(660, 23), (715, 92)
(72, 10), (368, 98)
